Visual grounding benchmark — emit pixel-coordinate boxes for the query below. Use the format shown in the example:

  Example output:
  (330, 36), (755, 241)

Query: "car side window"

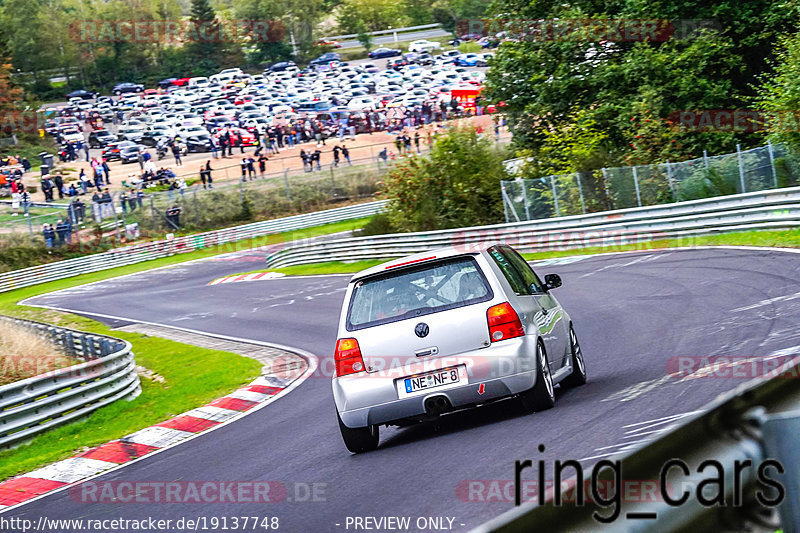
(487, 247), (530, 295)
(502, 246), (546, 294)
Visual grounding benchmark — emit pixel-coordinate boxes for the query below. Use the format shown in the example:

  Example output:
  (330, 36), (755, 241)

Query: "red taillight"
(334, 338), (365, 377)
(487, 302), (524, 342)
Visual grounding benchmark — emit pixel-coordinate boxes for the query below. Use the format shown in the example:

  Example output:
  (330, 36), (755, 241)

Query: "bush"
(357, 213), (396, 236)
(383, 125), (510, 232)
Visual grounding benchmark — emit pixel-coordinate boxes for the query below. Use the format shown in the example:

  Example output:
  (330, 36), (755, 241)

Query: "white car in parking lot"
(333, 244), (587, 453)
(408, 40), (442, 53)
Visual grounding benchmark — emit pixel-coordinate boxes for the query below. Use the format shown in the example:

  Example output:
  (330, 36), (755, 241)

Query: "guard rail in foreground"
(0, 316), (140, 449)
(472, 356), (800, 532)
(0, 200), (387, 294)
(265, 186), (800, 268)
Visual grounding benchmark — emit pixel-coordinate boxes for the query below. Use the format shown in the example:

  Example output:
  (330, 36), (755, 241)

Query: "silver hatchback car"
(332, 244), (587, 453)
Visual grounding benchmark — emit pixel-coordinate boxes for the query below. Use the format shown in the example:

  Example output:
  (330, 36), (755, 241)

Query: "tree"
(186, 0), (223, 71)
(356, 23), (374, 52)
(336, 0), (410, 33)
(755, 31), (800, 149)
(485, 0), (800, 165)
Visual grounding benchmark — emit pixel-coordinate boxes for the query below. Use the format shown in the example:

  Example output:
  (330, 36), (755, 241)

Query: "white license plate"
(397, 366), (466, 398)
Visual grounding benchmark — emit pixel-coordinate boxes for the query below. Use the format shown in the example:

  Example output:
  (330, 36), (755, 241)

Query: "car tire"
(519, 340), (555, 412)
(337, 411), (379, 454)
(561, 325), (587, 388)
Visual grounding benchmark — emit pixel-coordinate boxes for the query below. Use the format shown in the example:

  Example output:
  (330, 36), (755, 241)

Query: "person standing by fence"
(258, 154), (267, 178)
(342, 145), (351, 165)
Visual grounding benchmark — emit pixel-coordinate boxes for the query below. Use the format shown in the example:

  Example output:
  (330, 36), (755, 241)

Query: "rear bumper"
(333, 335), (539, 428)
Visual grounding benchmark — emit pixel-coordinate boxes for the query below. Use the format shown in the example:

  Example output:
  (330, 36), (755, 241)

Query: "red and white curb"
(0, 358), (314, 512)
(208, 271), (286, 285)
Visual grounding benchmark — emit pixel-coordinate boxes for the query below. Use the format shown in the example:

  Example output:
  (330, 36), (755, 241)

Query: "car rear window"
(346, 256), (493, 331)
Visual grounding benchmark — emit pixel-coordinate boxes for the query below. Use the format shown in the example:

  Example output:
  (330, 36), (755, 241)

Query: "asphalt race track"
(6, 247), (800, 532)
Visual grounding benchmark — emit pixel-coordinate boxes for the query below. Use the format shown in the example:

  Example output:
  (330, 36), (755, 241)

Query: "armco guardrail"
(471, 358), (800, 532)
(0, 200), (386, 293)
(0, 316), (140, 449)
(325, 23), (443, 42)
(265, 186), (800, 268)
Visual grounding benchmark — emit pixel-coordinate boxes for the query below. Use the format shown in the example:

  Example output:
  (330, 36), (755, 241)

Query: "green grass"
(255, 228), (800, 275)
(0, 216), (370, 480)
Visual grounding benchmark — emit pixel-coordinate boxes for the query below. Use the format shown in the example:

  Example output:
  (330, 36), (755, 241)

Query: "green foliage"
(383, 126), (510, 231)
(754, 31), (800, 149)
(357, 212), (396, 236)
(336, 0), (411, 33)
(458, 41), (482, 53)
(484, 0), (796, 165)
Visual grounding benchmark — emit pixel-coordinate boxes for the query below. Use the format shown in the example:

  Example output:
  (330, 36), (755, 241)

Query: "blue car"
(455, 54), (481, 67)
(368, 47), (402, 59)
(113, 82), (144, 95)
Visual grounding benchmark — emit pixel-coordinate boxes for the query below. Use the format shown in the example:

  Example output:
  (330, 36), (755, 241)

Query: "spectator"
(342, 145), (351, 165)
(312, 149), (321, 170)
(300, 149), (310, 172)
(211, 136), (219, 158)
(258, 154), (267, 178)
(55, 219), (70, 246)
(53, 174), (64, 199)
(247, 157), (256, 180)
(83, 142), (90, 162)
(204, 161), (213, 188)
(42, 223), (55, 248)
(91, 190), (102, 221)
(333, 145), (341, 167)
(240, 158), (248, 181)
(100, 189), (113, 219)
(414, 131), (421, 153)
(172, 143), (182, 166)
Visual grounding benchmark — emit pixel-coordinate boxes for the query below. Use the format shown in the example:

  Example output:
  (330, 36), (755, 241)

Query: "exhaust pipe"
(424, 395), (452, 416)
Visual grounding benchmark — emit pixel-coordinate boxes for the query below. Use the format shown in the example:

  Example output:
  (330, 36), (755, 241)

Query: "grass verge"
(0, 216), (369, 480)
(256, 229), (800, 276)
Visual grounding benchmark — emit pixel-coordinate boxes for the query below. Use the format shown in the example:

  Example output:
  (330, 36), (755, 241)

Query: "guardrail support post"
(768, 140), (779, 188)
(761, 409), (800, 532)
(737, 143), (747, 193)
(703, 149), (710, 170)
(632, 165), (642, 206)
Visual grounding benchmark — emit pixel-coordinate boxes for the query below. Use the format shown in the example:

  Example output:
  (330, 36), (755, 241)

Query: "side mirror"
(544, 274), (562, 290)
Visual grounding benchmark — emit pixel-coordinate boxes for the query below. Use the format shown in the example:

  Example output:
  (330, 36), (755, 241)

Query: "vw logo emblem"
(414, 323), (429, 338)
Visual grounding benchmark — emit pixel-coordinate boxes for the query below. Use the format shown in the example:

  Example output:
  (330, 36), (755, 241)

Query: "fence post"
(24, 200), (34, 243)
(767, 140), (779, 188)
(283, 168), (292, 201)
(550, 175), (561, 216)
(632, 166), (642, 207)
(501, 184), (521, 222)
(703, 150), (710, 170)
(736, 143), (747, 193)
(601, 167), (612, 209)
(575, 173), (586, 214)
(150, 195), (156, 228)
(665, 160), (676, 201)
(501, 181), (510, 223)
(516, 177), (531, 221)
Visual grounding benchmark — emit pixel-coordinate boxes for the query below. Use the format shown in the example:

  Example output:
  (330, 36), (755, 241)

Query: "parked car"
(310, 52), (342, 65)
(268, 61), (298, 72)
(66, 89), (97, 100)
(332, 244), (587, 453)
(88, 130), (116, 148)
(455, 53), (481, 67)
(185, 134), (214, 153)
(119, 145), (145, 164)
(113, 82), (145, 95)
(408, 40), (442, 53)
(368, 47), (402, 59)
(314, 39), (342, 48)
